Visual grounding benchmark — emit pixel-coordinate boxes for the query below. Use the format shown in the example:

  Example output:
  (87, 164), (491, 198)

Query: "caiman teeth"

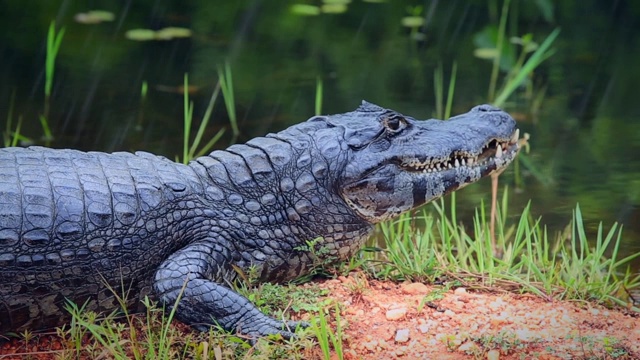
(407, 129), (519, 174)
(511, 129), (520, 144)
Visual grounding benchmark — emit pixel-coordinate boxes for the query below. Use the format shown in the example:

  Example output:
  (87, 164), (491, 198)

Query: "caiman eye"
(383, 115), (407, 132)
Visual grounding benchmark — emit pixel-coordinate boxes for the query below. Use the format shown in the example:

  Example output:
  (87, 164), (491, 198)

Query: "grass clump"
(61, 284), (324, 359)
(39, 20), (64, 146)
(311, 303), (344, 360)
(2, 91), (24, 148)
(59, 278), (212, 360)
(368, 187), (640, 309)
(217, 62), (239, 144)
(180, 73), (226, 164)
(179, 63), (240, 164)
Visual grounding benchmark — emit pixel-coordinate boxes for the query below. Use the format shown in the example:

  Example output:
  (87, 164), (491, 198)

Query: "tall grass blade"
(141, 80), (148, 99)
(445, 62), (457, 120)
(194, 129), (225, 159)
(182, 73), (194, 164)
(314, 309), (332, 360)
(3, 90), (16, 147)
(330, 303), (344, 360)
(315, 76), (323, 115)
(434, 63), (444, 119)
(435, 62), (457, 120)
(44, 21), (65, 120)
(218, 62), (238, 143)
(493, 27), (560, 107)
(38, 115), (53, 146)
(488, 0), (511, 102)
(188, 82), (222, 159)
(9, 117), (25, 147)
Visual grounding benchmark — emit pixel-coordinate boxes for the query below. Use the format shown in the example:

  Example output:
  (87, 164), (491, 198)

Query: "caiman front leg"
(153, 241), (306, 339)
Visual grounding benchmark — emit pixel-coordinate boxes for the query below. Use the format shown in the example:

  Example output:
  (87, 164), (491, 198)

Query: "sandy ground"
(309, 274), (640, 359)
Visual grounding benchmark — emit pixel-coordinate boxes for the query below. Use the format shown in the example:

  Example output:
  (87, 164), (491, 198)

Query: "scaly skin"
(0, 101), (519, 338)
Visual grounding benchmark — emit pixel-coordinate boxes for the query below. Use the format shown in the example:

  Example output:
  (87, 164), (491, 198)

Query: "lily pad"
(125, 29), (157, 41)
(291, 4), (321, 16)
(125, 27), (192, 41)
(156, 27), (192, 40)
(321, 4), (348, 13)
(74, 10), (115, 24)
(473, 47), (499, 59)
(401, 16), (424, 28)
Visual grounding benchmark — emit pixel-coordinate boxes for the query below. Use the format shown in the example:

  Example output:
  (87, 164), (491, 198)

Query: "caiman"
(0, 101), (519, 338)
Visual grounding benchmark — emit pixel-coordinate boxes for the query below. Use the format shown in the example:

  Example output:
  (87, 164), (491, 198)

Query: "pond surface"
(1, 1), (639, 266)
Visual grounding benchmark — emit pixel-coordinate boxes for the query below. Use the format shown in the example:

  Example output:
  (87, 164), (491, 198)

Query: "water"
(0, 0), (639, 265)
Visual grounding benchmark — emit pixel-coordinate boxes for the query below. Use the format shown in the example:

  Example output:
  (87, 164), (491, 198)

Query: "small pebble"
(458, 341), (477, 353)
(395, 328), (410, 343)
(443, 309), (456, 317)
(515, 329), (534, 341)
(487, 349), (500, 360)
(386, 307), (407, 320)
(362, 340), (378, 351)
(401, 282), (429, 294)
(489, 299), (505, 310)
(418, 323), (431, 333)
(454, 287), (467, 295)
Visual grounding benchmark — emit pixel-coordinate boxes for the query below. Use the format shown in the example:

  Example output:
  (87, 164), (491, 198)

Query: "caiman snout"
(462, 104), (515, 130)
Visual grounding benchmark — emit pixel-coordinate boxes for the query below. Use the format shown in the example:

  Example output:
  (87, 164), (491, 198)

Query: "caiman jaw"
(400, 128), (520, 174)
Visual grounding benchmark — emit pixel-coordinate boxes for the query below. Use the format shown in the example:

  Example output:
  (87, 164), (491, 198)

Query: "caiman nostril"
(473, 104), (502, 112)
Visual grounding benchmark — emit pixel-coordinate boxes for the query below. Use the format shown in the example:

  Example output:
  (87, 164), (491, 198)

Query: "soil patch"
(309, 274), (640, 359)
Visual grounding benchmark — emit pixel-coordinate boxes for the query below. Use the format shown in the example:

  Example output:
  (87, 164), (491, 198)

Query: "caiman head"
(305, 101), (520, 224)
